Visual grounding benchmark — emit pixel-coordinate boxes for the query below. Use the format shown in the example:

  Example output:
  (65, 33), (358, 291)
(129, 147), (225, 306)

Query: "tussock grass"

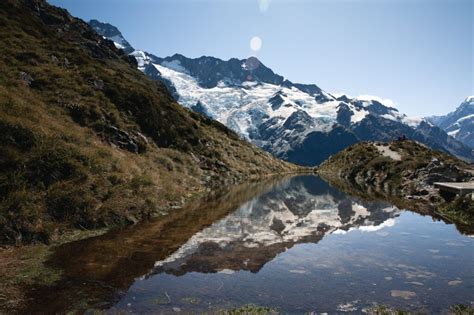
(0, 0), (297, 245)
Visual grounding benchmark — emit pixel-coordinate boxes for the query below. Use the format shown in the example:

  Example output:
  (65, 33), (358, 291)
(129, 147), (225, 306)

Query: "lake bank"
(2, 175), (473, 313)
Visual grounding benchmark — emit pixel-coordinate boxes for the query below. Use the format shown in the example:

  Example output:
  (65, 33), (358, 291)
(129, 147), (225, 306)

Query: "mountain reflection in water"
(23, 176), (474, 314)
(151, 176), (400, 276)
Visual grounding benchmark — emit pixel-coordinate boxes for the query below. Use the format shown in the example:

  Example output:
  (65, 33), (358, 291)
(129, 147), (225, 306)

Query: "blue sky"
(49, 0), (473, 117)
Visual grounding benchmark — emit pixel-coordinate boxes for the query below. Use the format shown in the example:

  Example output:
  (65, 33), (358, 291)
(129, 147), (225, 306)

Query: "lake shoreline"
(318, 141), (474, 234)
(0, 172), (309, 313)
(2, 174), (473, 313)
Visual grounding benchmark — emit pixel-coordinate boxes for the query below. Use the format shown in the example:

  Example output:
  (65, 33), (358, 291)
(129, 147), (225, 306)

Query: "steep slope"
(427, 96), (474, 148)
(90, 20), (474, 165)
(0, 0), (296, 245)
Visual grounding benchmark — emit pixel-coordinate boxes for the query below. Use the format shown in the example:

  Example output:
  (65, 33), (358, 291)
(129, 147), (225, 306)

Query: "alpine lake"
(22, 175), (474, 314)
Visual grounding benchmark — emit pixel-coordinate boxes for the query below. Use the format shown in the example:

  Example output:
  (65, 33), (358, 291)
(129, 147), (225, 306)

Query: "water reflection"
(151, 176), (401, 276)
(22, 176), (474, 314)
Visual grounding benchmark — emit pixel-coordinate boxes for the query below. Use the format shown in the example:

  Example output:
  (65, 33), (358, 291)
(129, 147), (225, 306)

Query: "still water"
(26, 176), (473, 314)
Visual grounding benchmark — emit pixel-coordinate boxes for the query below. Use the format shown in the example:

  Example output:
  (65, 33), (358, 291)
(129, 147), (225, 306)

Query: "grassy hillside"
(0, 0), (297, 245)
(319, 140), (474, 232)
(319, 140), (470, 192)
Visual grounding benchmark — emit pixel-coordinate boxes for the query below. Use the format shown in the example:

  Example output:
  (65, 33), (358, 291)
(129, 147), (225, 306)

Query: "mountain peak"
(426, 96), (474, 149)
(88, 19), (134, 53)
(86, 18), (473, 163)
(464, 95), (474, 104)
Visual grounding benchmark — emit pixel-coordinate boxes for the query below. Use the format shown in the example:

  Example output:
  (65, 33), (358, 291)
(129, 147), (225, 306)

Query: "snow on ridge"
(356, 94), (396, 108)
(130, 50), (151, 69)
(112, 42), (124, 50)
(379, 110), (423, 128)
(349, 105), (369, 124)
(152, 59), (427, 138)
(401, 115), (423, 128)
(109, 34), (126, 46)
(465, 96), (474, 103)
(153, 62), (343, 137)
(161, 59), (189, 74)
(448, 129), (460, 137)
(457, 114), (474, 123)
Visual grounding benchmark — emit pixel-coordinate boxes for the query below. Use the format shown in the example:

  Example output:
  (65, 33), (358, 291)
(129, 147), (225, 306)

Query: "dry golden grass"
(0, 0), (298, 245)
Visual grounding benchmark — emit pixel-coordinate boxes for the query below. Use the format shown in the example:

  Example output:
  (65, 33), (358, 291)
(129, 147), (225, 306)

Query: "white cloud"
(356, 95), (396, 108)
(357, 218), (396, 232)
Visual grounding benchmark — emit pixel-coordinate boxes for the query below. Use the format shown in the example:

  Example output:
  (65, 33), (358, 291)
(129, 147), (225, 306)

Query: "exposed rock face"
(19, 71), (33, 86)
(319, 140), (473, 202)
(318, 140), (474, 234)
(88, 20), (474, 166)
(155, 54), (285, 88)
(89, 19), (134, 54)
(427, 96), (474, 148)
(409, 158), (468, 188)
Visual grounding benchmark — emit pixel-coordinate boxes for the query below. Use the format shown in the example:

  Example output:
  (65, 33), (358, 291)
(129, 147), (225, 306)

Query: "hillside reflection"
(24, 176), (401, 313)
(151, 176), (401, 276)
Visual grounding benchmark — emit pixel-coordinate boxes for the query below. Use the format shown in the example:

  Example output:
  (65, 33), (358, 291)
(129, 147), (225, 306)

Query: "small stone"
(19, 71), (34, 86)
(390, 290), (416, 299)
(448, 280), (462, 286)
(51, 55), (59, 64)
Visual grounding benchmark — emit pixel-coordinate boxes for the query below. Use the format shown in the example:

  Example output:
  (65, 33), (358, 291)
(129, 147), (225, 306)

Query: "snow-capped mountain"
(149, 176), (401, 275)
(427, 96), (474, 148)
(90, 20), (474, 165)
(89, 19), (134, 54)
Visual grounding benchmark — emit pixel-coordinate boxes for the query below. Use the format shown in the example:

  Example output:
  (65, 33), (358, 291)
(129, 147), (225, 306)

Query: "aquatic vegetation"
(367, 305), (411, 315)
(450, 304), (474, 315)
(181, 296), (201, 305)
(438, 196), (474, 228)
(221, 304), (279, 315)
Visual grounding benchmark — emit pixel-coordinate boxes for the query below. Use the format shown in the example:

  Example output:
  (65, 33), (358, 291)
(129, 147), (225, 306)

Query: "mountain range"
(90, 20), (474, 165)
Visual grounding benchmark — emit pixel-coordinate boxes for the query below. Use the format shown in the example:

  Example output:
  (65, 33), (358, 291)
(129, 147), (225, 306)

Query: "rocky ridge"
(318, 140), (474, 232)
(89, 20), (474, 165)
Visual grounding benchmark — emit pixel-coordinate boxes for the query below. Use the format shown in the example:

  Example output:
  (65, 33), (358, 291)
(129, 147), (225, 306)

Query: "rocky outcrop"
(318, 140), (474, 232)
(319, 140), (473, 201)
(89, 19), (134, 54)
